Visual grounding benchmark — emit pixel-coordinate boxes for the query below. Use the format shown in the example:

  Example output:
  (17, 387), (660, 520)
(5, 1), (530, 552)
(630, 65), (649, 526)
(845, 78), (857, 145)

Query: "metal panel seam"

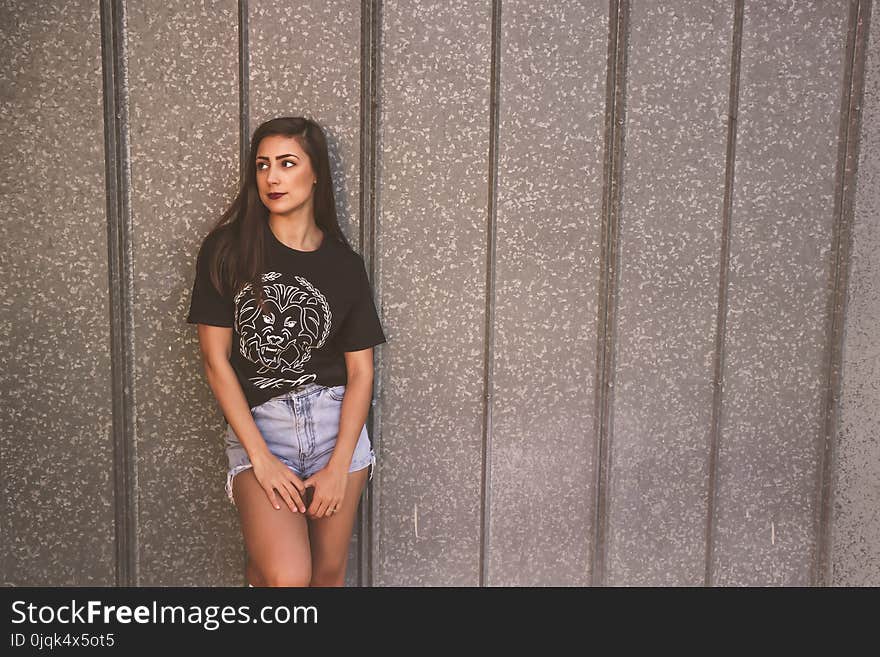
(591, 0), (629, 587)
(359, 0), (382, 588)
(815, 0), (873, 587)
(100, 0), (138, 587)
(704, 0), (744, 588)
(478, 0), (502, 588)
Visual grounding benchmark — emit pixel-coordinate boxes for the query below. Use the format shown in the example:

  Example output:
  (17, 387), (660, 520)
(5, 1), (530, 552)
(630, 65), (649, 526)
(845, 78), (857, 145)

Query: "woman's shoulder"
(198, 224), (234, 258)
(325, 235), (364, 267)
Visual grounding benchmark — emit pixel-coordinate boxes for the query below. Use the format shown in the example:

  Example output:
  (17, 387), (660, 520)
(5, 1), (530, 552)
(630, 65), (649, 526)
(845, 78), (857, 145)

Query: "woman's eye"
(255, 161), (295, 170)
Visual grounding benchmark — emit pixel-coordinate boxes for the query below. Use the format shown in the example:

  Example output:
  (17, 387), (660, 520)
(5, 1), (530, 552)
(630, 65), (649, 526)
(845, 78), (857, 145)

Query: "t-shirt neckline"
(267, 222), (327, 255)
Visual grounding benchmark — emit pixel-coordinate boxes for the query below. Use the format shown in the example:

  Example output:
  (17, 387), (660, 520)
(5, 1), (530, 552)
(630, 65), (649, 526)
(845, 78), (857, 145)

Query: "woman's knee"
(246, 559), (266, 587)
(310, 560), (346, 587)
(262, 566), (312, 588)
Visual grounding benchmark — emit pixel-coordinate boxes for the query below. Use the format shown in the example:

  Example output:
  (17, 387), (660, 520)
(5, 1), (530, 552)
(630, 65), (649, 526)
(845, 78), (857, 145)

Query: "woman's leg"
(245, 556), (266, 587)
(232, 468), (312, 587)
(307, 467), (369, 587)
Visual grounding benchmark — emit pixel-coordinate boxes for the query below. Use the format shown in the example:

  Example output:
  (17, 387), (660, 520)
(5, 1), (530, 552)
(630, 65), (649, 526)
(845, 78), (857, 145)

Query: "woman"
(186, 116), (386, 587)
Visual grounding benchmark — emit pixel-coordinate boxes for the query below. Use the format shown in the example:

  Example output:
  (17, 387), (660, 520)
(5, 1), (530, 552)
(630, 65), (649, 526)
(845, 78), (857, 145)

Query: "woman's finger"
(278, 484), (298, 513)
(262, 476), (295, 512)
(290, 476), (305, 495)
(286, 484), (306, 513)
(263, 485), (281, 510)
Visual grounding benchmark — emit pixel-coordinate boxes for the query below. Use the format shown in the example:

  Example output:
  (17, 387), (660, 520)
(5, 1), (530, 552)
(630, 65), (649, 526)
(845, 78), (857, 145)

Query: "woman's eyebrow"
(255, 153), (300, 160)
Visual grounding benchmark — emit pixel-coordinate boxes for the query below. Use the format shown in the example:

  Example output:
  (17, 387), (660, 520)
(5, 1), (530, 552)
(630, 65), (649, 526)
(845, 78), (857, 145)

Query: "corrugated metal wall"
(2, 0), (876, 587)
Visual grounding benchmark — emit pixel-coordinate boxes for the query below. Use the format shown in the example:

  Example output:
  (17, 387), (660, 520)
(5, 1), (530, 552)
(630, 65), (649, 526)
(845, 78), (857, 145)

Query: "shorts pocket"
(224, 423), (237, 447)
(251, 395), (287, 419)
(326, 385), (346, 402)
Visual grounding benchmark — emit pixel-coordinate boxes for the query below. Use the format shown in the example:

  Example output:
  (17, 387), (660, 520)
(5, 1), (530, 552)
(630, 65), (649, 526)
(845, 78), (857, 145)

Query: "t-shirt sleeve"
(186, 233), (234, 327)
(337, 256), (387, 352)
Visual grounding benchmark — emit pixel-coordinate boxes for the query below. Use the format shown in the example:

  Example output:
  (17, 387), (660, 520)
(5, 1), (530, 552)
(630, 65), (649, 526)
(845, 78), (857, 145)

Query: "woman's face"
(255, 134), (317, 215)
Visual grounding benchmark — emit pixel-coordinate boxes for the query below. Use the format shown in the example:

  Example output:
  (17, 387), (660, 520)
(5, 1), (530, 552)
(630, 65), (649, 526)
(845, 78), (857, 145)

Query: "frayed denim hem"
(225, 463), (255, 507)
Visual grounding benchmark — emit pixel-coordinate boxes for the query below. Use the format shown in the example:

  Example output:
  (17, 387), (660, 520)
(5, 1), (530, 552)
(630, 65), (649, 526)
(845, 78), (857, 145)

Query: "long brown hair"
(203, 116), (353, 310)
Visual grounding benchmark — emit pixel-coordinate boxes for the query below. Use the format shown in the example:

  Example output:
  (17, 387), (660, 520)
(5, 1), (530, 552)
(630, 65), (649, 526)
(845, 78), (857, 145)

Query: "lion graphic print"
(233, 271), (332, 390)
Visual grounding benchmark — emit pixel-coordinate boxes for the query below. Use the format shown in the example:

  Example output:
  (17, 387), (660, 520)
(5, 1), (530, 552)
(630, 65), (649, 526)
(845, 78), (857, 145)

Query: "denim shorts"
(225, 382), (375, 506)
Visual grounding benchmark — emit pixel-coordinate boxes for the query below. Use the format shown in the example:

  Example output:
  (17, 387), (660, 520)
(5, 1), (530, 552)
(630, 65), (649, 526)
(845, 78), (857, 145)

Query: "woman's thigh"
(232, 468), (311, 586)
(307, 467), (369, 584)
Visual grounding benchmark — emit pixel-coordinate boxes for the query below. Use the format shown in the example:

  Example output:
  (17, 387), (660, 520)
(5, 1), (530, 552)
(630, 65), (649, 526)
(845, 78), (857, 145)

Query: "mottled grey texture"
(248, 0), (365, 586)
(713, 1), (848, 586)
(249, 0), (362, 250)
(608, 1), (732, 586)
(375, 0), (491, 586)
(488, 0), (607, 586)
(0, 0), (114, 585)
(126, 0), (243, 585)
(833, 12), (880, 587)
(3, 0), (876, 589)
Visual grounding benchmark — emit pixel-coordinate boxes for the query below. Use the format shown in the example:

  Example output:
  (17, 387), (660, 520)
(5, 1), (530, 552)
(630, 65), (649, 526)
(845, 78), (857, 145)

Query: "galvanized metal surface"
(2, 0), (876, 586)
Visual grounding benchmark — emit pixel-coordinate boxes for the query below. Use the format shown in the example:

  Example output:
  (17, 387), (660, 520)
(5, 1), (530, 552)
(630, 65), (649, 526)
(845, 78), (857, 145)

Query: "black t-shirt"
(186, 226), (386, 410)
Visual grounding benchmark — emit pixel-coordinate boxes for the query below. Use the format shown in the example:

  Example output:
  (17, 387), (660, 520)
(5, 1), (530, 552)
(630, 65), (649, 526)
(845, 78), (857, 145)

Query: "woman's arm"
(197, 324), (306, 513)
(303, 347), (375, 518)
(327, 347), (375, 473)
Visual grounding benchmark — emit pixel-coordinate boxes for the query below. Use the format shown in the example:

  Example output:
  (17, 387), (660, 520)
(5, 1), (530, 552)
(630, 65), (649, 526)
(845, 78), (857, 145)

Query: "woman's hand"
(303, 464), (348, 519)
(251, 453), (306, 513)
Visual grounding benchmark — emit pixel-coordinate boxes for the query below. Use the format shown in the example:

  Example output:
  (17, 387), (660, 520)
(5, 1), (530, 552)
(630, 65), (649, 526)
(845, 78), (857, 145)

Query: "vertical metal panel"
(249, 0), (363, 239)
(0, 0), (114, 585)
(478, 0), (500, 587)
(101, 0), (137, 586)
(833, 0), (879, 587)
(239, 0), (251, 180)
(2, 0), (874, 589)
(705, 0), (745, 587)
(815, 0), (871, 586)
(488, 0), (608, 586)
(359, 0), (382, 588)
(592, 0), (629, 587)
(376, 0), (492, 585)
(126, 0), (242, 585)
(713, 0), (849, 586)
(248, 0), (364, 586)
(607, 1), (733, 586)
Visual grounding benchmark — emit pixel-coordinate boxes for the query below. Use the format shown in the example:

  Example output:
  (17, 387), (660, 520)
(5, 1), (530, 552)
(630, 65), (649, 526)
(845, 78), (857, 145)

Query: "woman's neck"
(268, 213), (323, 251)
